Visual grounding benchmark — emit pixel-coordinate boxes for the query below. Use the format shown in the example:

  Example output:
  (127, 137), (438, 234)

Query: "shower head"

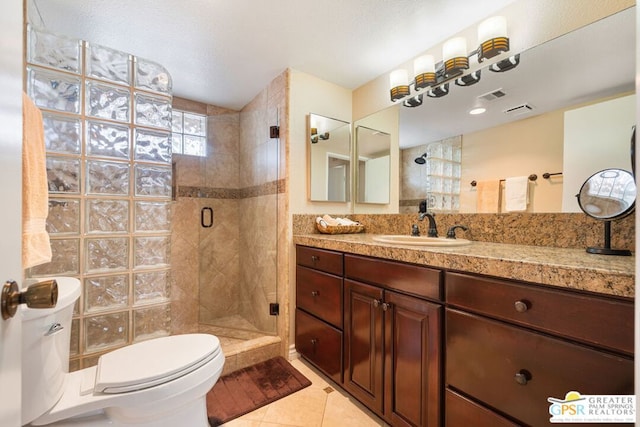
(414, 153), (427, 164)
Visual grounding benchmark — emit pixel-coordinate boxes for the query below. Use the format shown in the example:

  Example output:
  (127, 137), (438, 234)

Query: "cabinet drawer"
(296, 245), (343, 275)
(295, 308), (342, 384)
(445, 389), (519, 427)
(296, 266), (342, 328)
(446, 309), (633, 427)
(345, 254), (442, 301)
(445, 272), (633, 354)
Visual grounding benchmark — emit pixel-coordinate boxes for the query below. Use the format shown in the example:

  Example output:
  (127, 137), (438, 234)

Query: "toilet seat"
(94, 334), (221, 393)
(30, 333), (225, 426)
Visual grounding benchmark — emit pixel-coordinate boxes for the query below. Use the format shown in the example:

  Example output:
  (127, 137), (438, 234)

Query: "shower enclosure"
(188, 84), (283, 339)
(25, 24), (284, 370)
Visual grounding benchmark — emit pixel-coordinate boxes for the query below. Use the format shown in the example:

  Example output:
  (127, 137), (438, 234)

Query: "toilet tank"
(21, 277), (81, 425)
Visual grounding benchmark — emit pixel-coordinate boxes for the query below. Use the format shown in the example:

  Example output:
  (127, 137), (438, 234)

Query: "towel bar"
(471, 174), (537, 187)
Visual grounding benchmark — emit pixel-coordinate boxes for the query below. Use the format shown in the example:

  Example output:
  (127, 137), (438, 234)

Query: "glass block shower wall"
(25, 26), (173, 370)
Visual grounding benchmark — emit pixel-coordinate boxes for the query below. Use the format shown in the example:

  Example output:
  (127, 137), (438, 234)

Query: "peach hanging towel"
(22, 92), (52, 269)
(476, 180), (500, 213)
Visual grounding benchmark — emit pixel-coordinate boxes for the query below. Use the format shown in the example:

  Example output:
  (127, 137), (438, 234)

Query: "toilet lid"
(94, 334), (221, 394)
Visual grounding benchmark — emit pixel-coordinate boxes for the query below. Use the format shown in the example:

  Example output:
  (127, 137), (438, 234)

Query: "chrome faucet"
(418, 212), (438, 237)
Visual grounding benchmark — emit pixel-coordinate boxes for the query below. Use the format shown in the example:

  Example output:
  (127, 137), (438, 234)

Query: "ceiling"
(30, 0), (517, 111)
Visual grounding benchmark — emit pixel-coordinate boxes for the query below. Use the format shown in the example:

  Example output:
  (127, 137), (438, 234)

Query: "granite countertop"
(293, 233), (635, 299)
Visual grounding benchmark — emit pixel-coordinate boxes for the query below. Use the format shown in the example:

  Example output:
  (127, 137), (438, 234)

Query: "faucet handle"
(411, 224), (420, 236)
(446, 225), (469, 239)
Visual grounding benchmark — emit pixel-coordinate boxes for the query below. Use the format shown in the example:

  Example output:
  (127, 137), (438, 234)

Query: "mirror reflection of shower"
(414, 153), (427, 164)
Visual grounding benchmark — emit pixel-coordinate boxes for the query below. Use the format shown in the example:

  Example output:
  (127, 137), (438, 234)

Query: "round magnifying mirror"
(577, 168), (635, 256)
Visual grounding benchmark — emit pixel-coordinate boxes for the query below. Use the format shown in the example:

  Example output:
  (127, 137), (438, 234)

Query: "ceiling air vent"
(477, 88), (506, 102)
(503, 103), (534, 116)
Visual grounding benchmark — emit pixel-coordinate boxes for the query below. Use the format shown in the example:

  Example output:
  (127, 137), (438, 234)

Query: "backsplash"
(293, 212), (635, 251)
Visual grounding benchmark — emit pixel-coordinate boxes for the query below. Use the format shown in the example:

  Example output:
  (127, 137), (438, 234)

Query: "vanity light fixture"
(490, 54), (520, 72)
(310, 127), (330, 144)
(387, 16), (518, 106)
(443, 37), (469, 77)
(477, 16), (509, 61)
(390, 69), (410, 101)
(455, 70), (481, 87)
(403, 94), (423, 108)
(413, 55), (436, 89)
(427, 83), (449, 98)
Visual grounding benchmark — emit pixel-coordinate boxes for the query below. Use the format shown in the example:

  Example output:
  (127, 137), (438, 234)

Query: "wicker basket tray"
(316, 222), (365, 234)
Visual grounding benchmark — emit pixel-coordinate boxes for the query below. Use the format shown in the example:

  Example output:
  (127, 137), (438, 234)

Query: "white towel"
(505, 176), (529, 212)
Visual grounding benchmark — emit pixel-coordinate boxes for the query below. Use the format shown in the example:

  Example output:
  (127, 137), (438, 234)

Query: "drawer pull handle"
(311, 255), (320, 263)
(310, 338), (318, 345)
(514, 300), (529, 313)
(311, 291), (319, 297)
(514, 369), (531, 385)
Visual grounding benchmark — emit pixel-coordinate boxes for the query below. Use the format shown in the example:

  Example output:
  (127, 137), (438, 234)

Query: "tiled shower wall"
(25, 26), (173, 370)
(170, 72), (288, 347)
(400, 136), (461, 214)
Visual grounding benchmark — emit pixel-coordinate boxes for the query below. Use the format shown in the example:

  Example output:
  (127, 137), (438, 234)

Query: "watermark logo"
(548, 391), (636, 423)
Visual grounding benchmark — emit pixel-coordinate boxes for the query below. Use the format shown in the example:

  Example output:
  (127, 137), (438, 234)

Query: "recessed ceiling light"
(469, 107), (486, 115)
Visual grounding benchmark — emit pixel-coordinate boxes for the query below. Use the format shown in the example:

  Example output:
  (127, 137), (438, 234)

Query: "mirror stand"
(586, 221), (631, 256)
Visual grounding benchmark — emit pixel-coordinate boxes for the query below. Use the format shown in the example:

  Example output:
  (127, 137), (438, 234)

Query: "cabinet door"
(384, 291), (442, 427)
(295, 308), (343, 383)
(344, 279), (385, 414)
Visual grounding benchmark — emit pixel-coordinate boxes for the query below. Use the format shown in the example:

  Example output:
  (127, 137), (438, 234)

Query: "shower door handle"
(201, 207), (213, 228)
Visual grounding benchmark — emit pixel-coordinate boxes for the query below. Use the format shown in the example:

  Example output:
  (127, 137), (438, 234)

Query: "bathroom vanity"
(293, 234), (634, 427)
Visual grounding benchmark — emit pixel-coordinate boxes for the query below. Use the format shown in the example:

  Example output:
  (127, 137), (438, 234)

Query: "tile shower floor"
(220, 357), (387, 427)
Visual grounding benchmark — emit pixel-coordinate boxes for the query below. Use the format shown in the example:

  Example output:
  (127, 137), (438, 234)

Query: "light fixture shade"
(389, 69), (410, 101)
(413, 55), (436, 90)
(442, 37), (469, 76)
(478, 16), (509, 61)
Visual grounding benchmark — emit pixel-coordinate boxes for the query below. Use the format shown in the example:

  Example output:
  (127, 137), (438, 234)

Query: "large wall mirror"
(307, 113), (351, 202)
(391, 7), (635, 214)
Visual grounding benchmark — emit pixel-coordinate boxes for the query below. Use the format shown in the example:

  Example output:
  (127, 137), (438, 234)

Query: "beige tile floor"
(220, 357), (387, 427)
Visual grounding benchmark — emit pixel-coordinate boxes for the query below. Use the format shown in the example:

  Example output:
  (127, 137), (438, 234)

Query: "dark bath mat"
(206, 356), (312, 426)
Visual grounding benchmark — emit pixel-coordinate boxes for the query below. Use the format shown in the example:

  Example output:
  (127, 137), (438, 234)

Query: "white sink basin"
(372, 235), (471, 247)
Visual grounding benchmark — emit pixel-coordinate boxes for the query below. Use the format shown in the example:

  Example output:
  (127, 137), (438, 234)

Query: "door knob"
(1, 279), (58, 320)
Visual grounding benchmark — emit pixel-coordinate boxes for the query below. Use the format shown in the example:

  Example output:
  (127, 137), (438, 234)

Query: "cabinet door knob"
(311, 291), (319, 297)
(373, 299), (381, 308)
(310, 338), (318, 345)
(514, 300), (529, 313)
(514, 369), (531, 385)
(381, 302), (391, 311)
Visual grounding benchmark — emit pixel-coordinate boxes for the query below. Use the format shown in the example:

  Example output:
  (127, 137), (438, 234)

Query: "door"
(343, 279), (384, 414)
(0, 1), (25, 425)
(384, 291), (442, 427)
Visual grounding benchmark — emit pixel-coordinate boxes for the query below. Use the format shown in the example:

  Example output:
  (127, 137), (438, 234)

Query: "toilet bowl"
(22, 277), (225, 426)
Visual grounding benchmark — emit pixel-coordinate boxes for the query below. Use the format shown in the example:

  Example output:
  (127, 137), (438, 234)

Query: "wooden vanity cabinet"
(344, 254), (443, 427)
(445, 272), (634, 427)
(295, 246), (344, 383)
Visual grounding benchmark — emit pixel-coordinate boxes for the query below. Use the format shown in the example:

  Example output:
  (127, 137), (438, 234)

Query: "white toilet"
(22, 277), (225, 426)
